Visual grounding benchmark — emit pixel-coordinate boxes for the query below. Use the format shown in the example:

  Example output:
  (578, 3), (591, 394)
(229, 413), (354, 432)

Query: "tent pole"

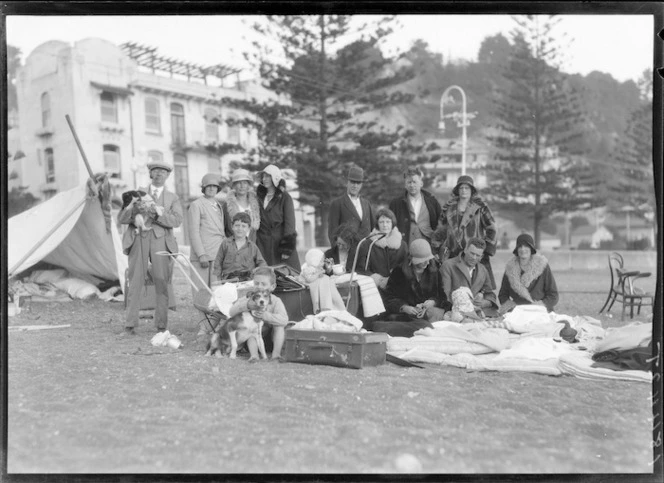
(65, 114), (95, 179)
(8, 197), (88, 278)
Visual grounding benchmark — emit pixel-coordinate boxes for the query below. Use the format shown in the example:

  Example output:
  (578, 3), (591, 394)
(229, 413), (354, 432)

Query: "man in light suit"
(440, 237), (499, 317)
(119, 159), (183, 336)
(327, 165), (375, 247)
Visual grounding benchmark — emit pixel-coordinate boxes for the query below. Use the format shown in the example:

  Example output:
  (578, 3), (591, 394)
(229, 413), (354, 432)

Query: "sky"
(5, 14), (656, 83)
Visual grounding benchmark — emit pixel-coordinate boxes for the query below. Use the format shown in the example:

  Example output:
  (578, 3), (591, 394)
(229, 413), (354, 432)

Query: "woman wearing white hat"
(256, 164), (301, 271)
(225, 168), (260, 243)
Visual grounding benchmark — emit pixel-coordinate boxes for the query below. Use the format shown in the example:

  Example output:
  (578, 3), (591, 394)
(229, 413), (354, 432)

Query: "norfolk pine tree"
(219, 15), (420, 244)
(485, 15), (592, 248)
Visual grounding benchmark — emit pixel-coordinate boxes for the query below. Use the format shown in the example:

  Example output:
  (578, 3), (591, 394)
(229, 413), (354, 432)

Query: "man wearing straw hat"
(119, 159), (183, 336)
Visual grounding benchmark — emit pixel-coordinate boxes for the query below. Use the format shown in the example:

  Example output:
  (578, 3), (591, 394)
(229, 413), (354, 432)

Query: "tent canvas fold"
(8, 184), (128, 289)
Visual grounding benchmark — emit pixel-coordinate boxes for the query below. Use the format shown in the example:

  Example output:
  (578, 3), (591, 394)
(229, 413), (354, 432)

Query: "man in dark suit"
(440, 237), (499, 317)
(119, 159), (183, 336)
(327, 165), (375, 247)
(388, 166), (441, 249)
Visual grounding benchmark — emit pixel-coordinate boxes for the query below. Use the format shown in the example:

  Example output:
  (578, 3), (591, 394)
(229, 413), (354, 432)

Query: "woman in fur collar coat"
(256, 164), (301, 271)
(498, 233), (559, 313)
(431, 175), (498, 288)
(356, 208), (408, 290)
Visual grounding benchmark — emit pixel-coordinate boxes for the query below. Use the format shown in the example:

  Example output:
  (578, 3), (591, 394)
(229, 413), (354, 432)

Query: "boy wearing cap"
(327, 165), (375, 247)
(188, 173), (230, 299)
(119, 160), (183, 336)
(440, 237), (499, 317)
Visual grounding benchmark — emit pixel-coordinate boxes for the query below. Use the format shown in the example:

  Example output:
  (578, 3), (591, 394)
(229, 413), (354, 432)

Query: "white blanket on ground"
(558, 350), (651, 383)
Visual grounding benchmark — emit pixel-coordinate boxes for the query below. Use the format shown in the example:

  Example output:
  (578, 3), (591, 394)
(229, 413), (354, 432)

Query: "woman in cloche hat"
(256, 164), (301, 271)
(377, 239), (452, 337)
(497, 233), (559, 314)
(431, 175), (498, 288)
(225, 168), (261, 242)
(187, 173), (228, 306)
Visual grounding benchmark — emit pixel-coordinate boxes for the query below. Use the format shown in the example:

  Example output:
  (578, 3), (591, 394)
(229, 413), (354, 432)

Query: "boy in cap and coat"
(327, 165), (375, 247)
(119, 159), (183, 336)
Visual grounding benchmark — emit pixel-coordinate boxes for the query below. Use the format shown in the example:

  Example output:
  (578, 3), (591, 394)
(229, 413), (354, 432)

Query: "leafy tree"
(225, 15), (423, 244)
(484, 15), (593, 247)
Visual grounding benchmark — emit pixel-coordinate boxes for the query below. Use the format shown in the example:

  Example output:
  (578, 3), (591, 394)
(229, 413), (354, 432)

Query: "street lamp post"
(439, 85), (474, 176)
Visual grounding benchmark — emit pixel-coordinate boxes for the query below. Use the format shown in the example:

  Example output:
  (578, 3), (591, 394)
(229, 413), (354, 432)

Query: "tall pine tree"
(485, 15), (591, 247)
(608, 69), (655, 218)
(220, 15), (421, 244)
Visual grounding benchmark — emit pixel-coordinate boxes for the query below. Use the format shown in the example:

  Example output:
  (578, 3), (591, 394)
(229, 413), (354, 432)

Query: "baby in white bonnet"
(300, 248), (345, 313)
(444, 286), (485, 323)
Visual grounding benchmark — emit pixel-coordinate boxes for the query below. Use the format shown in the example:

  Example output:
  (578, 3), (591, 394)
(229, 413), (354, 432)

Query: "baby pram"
(156, 251), (241, 332)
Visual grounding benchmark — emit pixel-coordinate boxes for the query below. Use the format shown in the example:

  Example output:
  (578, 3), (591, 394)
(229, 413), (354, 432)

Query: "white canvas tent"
(8, 183), (128, 289)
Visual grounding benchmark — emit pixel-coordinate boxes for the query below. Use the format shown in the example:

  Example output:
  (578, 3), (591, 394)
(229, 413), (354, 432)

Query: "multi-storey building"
(12, 37), (316, 247)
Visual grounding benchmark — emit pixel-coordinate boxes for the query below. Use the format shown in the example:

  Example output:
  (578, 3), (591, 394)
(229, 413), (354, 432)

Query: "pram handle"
(156, 251), (214, 295)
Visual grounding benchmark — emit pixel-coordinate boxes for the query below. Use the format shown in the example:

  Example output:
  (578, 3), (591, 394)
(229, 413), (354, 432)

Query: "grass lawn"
(5, 267), (657, 476)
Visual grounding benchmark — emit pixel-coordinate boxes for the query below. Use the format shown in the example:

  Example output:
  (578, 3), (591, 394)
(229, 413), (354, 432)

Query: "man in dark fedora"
(389, 166), (441, 249)
(118, 159), (183, 337)
(327, 165), (375, 247)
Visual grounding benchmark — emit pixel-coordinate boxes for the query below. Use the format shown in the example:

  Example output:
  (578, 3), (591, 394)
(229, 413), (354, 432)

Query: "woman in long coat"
(256, 164), (301, 271)
(432, 175), (498, 288)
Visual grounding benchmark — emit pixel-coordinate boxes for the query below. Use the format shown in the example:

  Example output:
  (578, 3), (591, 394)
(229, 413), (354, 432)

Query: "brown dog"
(205, 289), (270, 361)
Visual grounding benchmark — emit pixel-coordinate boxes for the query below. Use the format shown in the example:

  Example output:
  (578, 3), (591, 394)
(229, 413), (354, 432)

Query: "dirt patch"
(5, 270), (655, 475)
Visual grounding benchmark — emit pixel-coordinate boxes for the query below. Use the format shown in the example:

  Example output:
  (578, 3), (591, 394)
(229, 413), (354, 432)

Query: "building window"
(204, 107), (219, 143)
(101, 91), (118, 123)
(45, 148), (55, 183)
(41, 92), (51, 128)
(148, 150), (163, 165)
(173, 153), (189, 199)
(145, 97), (161, 133)
(170, 102), (186, 146)
(226, 113), (240, 144)
(103, 144), (121, 178)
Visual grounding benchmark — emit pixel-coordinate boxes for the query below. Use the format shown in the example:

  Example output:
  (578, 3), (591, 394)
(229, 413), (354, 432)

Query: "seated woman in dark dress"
(323, 223), (358, 275)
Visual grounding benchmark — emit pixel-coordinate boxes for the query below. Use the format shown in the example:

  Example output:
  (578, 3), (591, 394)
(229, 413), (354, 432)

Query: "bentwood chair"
(598, 251), (653, 320)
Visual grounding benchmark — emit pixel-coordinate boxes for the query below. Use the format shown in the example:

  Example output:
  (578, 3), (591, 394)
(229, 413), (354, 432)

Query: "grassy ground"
(5, 268), (657, 476)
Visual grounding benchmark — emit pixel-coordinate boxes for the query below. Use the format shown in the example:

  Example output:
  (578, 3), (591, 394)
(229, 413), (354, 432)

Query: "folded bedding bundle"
(389, 349), (563, 375)
(387, 336), (497, 355)
(558, 350), (651, 383)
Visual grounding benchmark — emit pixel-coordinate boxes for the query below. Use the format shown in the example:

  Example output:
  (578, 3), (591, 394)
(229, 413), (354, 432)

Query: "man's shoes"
(118, 327), (136, 338)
